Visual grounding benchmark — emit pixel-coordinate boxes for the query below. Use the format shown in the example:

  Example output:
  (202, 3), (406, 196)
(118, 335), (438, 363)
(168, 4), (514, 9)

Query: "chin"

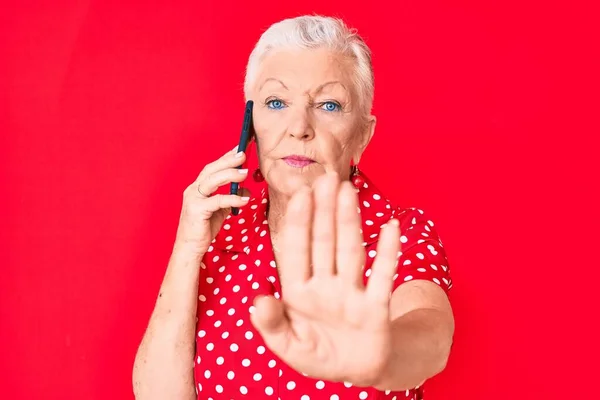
(268, 163), (324, 195)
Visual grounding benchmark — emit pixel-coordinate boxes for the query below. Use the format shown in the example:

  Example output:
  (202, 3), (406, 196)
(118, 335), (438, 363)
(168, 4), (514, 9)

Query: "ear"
(352, 115), (377, 164)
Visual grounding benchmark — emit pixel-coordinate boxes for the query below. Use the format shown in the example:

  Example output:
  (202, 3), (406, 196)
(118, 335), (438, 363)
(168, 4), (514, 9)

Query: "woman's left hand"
(250, 172), (401, 387)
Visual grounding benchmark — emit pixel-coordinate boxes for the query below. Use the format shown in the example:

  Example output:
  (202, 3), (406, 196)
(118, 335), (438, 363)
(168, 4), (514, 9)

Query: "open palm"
(250, 172), (402, 386)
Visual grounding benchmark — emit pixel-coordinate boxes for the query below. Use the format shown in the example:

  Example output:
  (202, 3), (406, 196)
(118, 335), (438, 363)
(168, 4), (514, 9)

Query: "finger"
(197, 167), (249, 197)
(197, 147), (246, 180)
(202, 193), (250, 213)
(250, 295), (292, 358)
(336, 181), (366, 287)
(366, 218), (401, 304)
(311, 172), (339, 277)
(279, 186), (312, 288)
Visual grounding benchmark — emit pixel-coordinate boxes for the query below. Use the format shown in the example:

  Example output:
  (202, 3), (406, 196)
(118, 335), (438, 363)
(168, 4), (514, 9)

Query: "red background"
(1, 1), (598, 399)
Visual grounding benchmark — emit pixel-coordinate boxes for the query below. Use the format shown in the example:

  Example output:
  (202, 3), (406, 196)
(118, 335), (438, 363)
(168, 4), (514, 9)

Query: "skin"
(132, 46), (454, 399)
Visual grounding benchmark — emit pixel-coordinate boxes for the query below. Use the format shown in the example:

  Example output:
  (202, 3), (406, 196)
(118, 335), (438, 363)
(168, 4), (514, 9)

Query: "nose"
(286, 107), (315, 141)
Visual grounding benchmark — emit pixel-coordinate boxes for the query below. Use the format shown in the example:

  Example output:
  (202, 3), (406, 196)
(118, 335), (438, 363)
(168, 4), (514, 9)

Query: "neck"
(266, 189), (290, 245)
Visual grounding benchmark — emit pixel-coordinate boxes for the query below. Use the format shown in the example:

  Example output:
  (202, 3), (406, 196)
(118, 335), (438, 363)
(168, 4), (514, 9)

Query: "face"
(249, 47), (375, 197)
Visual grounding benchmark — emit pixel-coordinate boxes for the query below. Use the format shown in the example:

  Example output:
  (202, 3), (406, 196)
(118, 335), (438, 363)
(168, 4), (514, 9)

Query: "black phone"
(230, 100), (254, 216)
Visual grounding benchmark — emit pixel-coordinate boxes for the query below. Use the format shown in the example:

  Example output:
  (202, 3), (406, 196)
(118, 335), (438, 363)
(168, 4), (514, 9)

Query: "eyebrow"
(259, 78), (288, 91)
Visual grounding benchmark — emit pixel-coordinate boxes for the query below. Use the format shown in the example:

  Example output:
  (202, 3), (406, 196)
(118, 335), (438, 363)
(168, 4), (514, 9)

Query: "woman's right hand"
(173, 146), (250, 257)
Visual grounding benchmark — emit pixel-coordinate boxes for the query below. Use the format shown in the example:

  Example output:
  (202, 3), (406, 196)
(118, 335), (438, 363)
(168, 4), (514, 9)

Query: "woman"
(133, 15), (454, 400)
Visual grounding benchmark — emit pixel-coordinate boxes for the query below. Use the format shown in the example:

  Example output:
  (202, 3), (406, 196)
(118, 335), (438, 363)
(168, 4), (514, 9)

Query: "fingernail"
(238, 169), (248, 174)
(241, 196), (250, 201)
(232, 145), (239, 152)
(389, 219), (400, 227)
(235, 151), (245, 158)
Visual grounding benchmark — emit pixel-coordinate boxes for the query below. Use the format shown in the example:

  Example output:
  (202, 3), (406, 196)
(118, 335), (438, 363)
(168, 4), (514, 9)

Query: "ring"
(197, 185), (210, 198)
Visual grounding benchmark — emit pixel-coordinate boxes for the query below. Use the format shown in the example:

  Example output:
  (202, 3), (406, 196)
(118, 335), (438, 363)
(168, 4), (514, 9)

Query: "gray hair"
(244, 15), (374, 116)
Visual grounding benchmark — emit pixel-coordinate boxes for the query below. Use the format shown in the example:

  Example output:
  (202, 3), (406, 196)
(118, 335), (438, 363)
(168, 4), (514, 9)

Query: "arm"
(132, 246), (203, 400)
(375, 280), (455, 391)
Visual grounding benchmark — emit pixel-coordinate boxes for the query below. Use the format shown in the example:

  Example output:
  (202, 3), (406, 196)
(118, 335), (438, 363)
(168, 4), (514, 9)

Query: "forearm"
(374, 308), (454, 391)
(133, 246), (203, 400)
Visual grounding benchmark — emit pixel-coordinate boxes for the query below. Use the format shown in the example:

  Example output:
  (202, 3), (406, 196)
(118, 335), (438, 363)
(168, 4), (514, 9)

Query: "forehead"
(255, 47), (355, 92)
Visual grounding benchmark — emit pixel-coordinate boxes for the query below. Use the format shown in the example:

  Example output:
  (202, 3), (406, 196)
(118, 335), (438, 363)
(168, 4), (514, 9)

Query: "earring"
(252, 168), (265, 182)
(350, 164), (365, 188)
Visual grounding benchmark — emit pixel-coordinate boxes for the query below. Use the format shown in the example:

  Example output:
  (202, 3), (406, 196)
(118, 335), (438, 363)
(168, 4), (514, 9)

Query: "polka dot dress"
(194, 170), (452, 399)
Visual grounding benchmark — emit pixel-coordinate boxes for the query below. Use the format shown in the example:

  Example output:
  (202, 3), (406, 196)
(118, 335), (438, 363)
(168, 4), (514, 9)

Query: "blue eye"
(267, 99), (285, 110)
(321, 101), (341, 112)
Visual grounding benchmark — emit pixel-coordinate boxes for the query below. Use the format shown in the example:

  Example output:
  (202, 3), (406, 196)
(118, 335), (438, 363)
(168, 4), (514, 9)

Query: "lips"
(282, 155), (315, 168)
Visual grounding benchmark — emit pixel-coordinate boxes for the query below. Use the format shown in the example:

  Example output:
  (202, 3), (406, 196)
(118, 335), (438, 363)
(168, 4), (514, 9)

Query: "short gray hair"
(244, 15), (374, 116)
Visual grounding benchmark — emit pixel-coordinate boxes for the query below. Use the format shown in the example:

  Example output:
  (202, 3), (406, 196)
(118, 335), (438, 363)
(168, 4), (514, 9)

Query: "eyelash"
(265, 98), (342, 112)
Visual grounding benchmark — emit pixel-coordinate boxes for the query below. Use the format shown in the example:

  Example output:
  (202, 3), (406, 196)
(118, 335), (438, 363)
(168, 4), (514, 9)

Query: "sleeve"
(391, 207), (453, 294)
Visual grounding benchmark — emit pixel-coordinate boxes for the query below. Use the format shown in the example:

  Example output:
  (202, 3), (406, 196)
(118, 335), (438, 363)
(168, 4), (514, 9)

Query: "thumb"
(250, 295), (289, 334)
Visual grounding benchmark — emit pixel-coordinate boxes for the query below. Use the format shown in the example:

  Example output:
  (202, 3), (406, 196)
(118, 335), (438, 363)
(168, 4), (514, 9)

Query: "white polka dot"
(196, 355), (201, 364)
(232, 254), (239, 260)
(206, 343), (214, 351)
(365, 220), (374, 226)
(240, 386), (248, 395)
(376, 212), (384, 217)
(416, 253), (425, 260)
(221, 331), (229, 339)
(206, 310), (214, 316)
(274, 292), (281, 299)
(316, 381), (325, 389)
(260, 230), (267, 237)
(207, 245), (213, 252)
(242, 359), (251, 367)
(400, 235), (408, 243)
(214, 320), (221, 328)
(241, 296), (248, 304)
(233, 285), (240, 292)
(225, 236), (233, 242)
(430, 264), (438, 270)
(422, 232), (429, 237)
(268, 359), (276, 368)
(223, 224), (230, 230)
(257, 345), (266, 354)
(359, 391), (368, 399)
(251, 204), (258, 210)
(213, 288), (220, 295)
(301, 396), (310, 400)
(252, 282), (259, 289)
(249, 305), (256, 314)
(197, 383), (202, 392)
(373, 194), (381, 200)
(227, 371), (235, 379)
(238, 218), (245, 224)
(433, 278), (441, 285)
(268, 276), (276, 283)
(245, 331), (253, 340)
(236, 319), (244, 326)
(218, 265), (225, 273)
(206, 277), (214, 284)
(219, 297), (226, 305)
(226, 244), (233, 250)
(363, 201), (370, 207)
(257, 244), (264, 251)
(199, 295), (206, 302)
(239, 264), (247, 270)
(265, 386), (274, 395)
(343, 381), (352, 388)
(393, 273), (399, 280)
(287, 381), (296, 390)
(404, 275), (413, 281)
(255, 260), (261, 266)
(270, 260), (276, 268)
(212, 255), (219, 262)
(225, 274), (231, 282)
(241, 228), (248, 234)
(247, 273), (254, 281)
(216, 356), (224, 365)
(330, 395), (339, 400)
(253, 373), (262, 381)
(417, 268), (427, 272)
(228, 308), (235, 316)
(198, 330), (206, 338)
(204, 370), (211, 379)
(230, 343), (239, 352)
(241, 236), (248, 243)
(365, 268), (372, 277)
(411, 217), (417, 225)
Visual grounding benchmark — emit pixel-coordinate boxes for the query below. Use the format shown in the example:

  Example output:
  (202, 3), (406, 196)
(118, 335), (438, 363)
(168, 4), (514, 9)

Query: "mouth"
(282, 155), (316, 168)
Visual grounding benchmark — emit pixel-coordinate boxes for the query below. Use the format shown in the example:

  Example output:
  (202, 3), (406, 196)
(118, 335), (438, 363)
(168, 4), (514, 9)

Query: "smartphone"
(230, 100), (254, 216)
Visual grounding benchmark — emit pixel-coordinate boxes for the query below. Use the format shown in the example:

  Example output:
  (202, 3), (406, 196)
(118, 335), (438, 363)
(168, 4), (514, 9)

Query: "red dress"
(194, 171), (452, 399)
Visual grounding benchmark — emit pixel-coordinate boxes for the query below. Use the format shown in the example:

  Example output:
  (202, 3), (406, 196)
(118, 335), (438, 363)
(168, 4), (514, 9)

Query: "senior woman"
(133, 15), (454, 400)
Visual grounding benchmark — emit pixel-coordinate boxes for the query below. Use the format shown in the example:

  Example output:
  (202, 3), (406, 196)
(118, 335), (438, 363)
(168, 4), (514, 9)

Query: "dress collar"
(212, 170), (394, 254)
